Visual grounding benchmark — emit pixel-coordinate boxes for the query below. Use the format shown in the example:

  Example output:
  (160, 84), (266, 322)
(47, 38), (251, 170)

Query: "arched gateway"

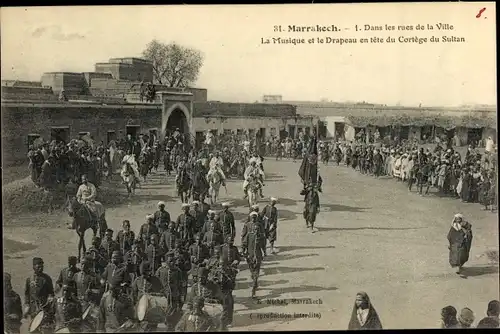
(159, 91), (195, 146)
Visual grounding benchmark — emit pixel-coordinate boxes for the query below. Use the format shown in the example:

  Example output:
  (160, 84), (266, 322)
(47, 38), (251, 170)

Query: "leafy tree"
(142, 39), (204, 87)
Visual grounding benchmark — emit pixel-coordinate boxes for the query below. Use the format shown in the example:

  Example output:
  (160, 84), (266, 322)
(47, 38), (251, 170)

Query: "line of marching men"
(4, 198), (279, 333)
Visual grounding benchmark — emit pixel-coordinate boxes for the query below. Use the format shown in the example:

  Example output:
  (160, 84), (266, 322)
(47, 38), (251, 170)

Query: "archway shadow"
(316, 226), (426, 232)
(321, 204), (369, 213)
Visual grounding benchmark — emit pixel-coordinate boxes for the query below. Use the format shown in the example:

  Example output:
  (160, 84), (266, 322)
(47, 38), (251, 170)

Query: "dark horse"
(66, 197), (108, 261)
(303, 186), (320, 232)
(176, 165), (192, 203)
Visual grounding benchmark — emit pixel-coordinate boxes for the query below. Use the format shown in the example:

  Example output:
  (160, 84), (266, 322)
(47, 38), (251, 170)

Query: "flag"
(298, 136), (318, 185)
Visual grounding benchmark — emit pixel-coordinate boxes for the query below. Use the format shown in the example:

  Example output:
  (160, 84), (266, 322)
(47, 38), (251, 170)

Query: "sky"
(1, 3), (497, 106)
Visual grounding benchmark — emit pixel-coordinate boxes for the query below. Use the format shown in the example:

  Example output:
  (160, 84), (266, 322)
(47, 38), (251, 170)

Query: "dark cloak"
(348, 292), (383, 330)
(447, 223), (473, 267)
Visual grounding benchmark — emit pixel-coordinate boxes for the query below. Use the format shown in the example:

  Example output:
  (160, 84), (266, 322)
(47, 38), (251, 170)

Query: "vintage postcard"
(1, 3), (498, 332)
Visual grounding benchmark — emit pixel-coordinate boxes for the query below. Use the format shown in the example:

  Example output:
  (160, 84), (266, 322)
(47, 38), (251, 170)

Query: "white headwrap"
(222, 202), (231, 207)
(157, 201), (166, 207)
(451, 213), (464, 231)
(249, 211), (258, 217)
(270, 197), (278, 202)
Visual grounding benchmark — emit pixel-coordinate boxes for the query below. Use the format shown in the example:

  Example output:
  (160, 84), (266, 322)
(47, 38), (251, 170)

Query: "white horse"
(207, 167), (225, 205)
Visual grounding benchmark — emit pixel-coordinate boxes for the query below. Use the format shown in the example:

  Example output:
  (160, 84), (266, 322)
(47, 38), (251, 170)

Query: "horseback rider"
(243, 160), (265, 198)
(207, 151), (227, 185)
(76, 174), (104, 222)
(121, 154), (140, 185)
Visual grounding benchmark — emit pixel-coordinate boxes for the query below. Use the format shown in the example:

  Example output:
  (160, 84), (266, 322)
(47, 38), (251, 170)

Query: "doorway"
(467, 128), (483, 146)
(27, 133), (40, 150)
(107, 131), (117, 144)
(259, 128), (266, 140)
(126, 125), (140, 140)
(51, 127), (70, 144)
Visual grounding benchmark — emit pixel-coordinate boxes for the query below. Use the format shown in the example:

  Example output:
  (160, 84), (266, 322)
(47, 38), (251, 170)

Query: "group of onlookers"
(441, 300), (500, 328)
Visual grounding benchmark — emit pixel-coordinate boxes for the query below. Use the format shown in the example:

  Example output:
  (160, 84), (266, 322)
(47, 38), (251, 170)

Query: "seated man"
(76, 174), (104, 221)
(242, 161), (265, 198)
(207, 152), (227, 186)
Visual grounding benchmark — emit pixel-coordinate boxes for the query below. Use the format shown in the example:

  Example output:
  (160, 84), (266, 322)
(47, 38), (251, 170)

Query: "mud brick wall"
(1, 104), (162, 166)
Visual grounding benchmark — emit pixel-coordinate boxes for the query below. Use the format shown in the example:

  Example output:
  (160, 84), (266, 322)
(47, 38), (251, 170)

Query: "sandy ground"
(3, 159), (499, 331)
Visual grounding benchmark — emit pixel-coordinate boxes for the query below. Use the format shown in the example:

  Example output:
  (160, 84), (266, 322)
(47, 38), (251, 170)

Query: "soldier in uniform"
(203, 218), (224, 256)
(241, 212), (265, 298)
(211, 257), (237, 330)
(221, 235), (242, 268)
(101, 229), (120, 262)
(190, 201), (205, 235)
(173, 238), (192, 305)
(131, 261), (164, 331)
(137, 214), (159, 250)
(176, 202), (196, 245)
(205, 246), (223, 273)
(155, 252), (183, 331)
(261, 197), (279, 254)
(241, 211), (266, 256)
(160, 221), (179, 254)
(189, 234), (210, 283)
(154, 201), (171, 231)
(219, 202), (236, 242)
(116, 220), (135, 255)
(23, 257), (56, 333)
(186, 267), (224, 311)
(53, 282), (83, 333)
(4, 273), (23, 334)
(97, 276), (136, 333)
(55, 256), (81, 293)
(124, 240), (145, 279)
(146, 233), (164, 273)
(87, 236), (108, 275)
(101, 251), (129, 292)
(175, 297), (217, 332)
(199, 194), (211, 223)
(74, 257), (102, 311)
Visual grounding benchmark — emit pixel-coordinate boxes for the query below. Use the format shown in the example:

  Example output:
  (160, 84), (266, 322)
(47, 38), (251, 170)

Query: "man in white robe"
(207, 151), (226, 183)
(242, 161), (265, 198)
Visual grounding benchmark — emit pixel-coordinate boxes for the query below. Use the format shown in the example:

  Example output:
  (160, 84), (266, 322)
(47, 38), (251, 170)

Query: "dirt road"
(4, 159), (499, 330)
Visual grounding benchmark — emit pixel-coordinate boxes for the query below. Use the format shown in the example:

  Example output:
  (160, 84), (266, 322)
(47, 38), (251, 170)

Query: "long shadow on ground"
(460, 265), (499, 278)
(228, 197), (299, 209)
(261, 266), (325, 276)
(316, 226), (426, 232)
(321, 204), (370, 213)
(278, 245), (336, 253)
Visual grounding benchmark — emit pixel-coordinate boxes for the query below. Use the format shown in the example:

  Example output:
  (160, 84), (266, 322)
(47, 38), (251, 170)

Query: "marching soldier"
(219, 202), (236, 242)
(74, 257), (102, 312)
(241, 211), (266, 255)
(200, 210), (221, 239)
(98, 276), (136, 333)
(176, 202), (196, 245)
(203, 219), (224, 256)
(101, 251), (129, 292)
(262, 197), (279, 254)
(175, 297), (217, 332)
(186, 267), (224, 311)
(101, 229), (120, 262)
(87, 236), (108, 275)
(4, 273), (23, 334)
(155, 252), (183, 331)
(199, 194), (211, 221)
(23, 257), (56, 333)
(206, 246), (223, 273)
(116, 220), (135, 255)
(160, 221), (180, 254)
(173, 238), (192, 305)
(241, 212), (265, 298)
(54, 282), (83, 333)
(137, 214), (159, 250)
(189, 234), (211, 282)
(190, 201), (205, 235)
(145, 233), (164, 273)
(154, 201), (171, 231)
(124, 240), (145, 279)
(211, 257), (237, 330)
(131, 261), (164, 331)
(221, 235), (242, 268)
(55, 256), (81, 293)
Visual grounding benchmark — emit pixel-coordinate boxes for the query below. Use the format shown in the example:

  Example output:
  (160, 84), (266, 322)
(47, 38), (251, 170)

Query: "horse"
(246, 178), (261, 208)
(121, 163), (138, 197)
(207, 167), (225, 205)
(191, 166), (209, 202)
(66, 197), (107, 261)
(303, 186), (320, 232)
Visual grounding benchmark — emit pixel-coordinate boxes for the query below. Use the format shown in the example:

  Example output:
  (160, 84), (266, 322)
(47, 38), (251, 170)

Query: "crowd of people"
(4, 195), (280, 333)
(312, 137), (498, 211)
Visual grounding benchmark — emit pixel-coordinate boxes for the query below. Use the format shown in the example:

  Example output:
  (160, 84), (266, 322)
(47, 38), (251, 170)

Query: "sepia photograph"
(1, 3), (498, 332)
